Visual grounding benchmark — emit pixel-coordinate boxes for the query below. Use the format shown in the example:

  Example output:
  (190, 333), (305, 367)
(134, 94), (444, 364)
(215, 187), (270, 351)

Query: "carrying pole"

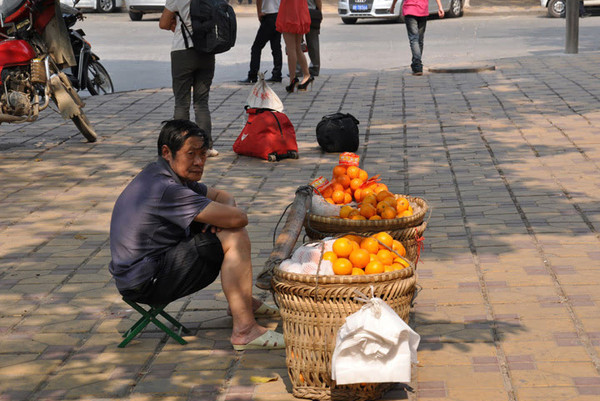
(255, 185), (313, 290)
(565, 0), (579, 54)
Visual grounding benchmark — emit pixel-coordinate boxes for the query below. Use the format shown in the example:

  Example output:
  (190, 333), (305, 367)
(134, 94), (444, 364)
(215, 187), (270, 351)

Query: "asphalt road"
(79, 10), (600, 93)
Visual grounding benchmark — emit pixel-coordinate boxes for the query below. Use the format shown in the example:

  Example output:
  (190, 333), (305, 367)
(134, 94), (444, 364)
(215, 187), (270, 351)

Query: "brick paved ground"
(1, 42), (600, 401)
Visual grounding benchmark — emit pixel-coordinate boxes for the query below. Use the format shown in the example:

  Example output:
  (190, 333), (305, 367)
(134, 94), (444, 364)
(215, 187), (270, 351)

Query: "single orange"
(376, 201), (388, 215)
(350, 178), (364, 191)
(333, 165), (347, 177)
(353, 188), (363, 202)
(331, 182), (344, 192)
(351, 267), (366, 275)
(347, 165), (360, 179)
(361, 188), (374, 200)
(360, 237), (380, 254)
(339, 205), (354, 218)
(332, 238), (353, 258)
(350, 239), (360, 251)
(372, 232), (394, 250)
(376, 249), (394, 265)
(369, 253), (378, 262)
(394, 257), (410, 268)
(343, 192), (353, 204)
(364, 260), (384, 275)
(331, 190), (346, 204)
(383, 196), (397, 207)
(399, 209), (413, 218)
(384, 265), (395, 273)
(359, 204), (377, 219)
(321, 186), (333, 199)
(369, 215), (382, 221)
(332, 258), (353, 275)
(390, 263), (405, 271)
(362, 194), (377, 207)
(325, 198), (334, 204)
(396, 197), (409, 213)
(358, 168), (369, 182)
(392, 240), (406, 257)
(351, 214), (367, 220)
(344, 234), (364, 244)
(374, 183), (388, 194)
(336, 174), (351, 189)
(349, 248), (370, 269)
(347, 209), (360, 218)
(381, 206), (397, 220)
(376, 190), (394, 202)
(322, 251), (338, 262)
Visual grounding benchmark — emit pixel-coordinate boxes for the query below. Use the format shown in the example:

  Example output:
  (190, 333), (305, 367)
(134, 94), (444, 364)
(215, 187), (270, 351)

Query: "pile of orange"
(339, 189), (413, 221)
(325, 232), (410, 275)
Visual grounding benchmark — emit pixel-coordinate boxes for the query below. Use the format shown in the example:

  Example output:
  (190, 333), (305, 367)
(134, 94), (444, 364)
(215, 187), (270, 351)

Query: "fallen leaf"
(250, 375), (278, 384)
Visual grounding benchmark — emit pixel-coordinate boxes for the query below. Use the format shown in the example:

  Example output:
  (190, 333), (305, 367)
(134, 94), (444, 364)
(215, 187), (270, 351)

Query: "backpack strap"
(175, 12), (192, 50)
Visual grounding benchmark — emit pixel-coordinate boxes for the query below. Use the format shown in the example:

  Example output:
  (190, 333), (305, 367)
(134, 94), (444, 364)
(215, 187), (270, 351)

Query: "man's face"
(162, 136), (207, 182)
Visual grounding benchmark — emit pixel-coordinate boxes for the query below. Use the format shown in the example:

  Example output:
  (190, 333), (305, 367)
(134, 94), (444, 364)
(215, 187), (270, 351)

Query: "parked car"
(542, 0), (600, 18)
(126, 0), (165, 21)
(338, 0), (463, 24)
(60, 0), (124, 13)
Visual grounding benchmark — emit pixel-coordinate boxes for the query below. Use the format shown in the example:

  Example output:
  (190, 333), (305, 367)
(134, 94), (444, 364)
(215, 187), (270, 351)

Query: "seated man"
(109, 119), (283, 350)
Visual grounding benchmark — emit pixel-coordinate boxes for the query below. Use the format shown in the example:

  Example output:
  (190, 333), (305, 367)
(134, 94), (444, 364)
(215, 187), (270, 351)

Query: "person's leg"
(305, 27), (320, 77)
(295, 33), (310, 84)
(404, 15), (422, 73)
(216, 227), (268, 345)
(191, 52), (216, 150)
(283, 32), (298, 83)
(171, 50), (193, 121)
(247, 18), (271, 80)
(266, 14), (283, 80)
(417, 16), (427, 59)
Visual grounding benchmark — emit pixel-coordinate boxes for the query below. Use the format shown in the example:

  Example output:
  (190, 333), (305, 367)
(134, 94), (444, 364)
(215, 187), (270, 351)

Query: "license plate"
(352, 4), (369, 11)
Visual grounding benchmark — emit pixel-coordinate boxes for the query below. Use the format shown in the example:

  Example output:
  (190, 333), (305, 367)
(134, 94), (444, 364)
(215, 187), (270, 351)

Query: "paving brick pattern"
(1, 50), (600, 400)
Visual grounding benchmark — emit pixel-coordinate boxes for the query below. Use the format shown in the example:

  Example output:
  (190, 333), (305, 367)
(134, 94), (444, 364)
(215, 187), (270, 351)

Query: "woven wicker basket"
(272, 266), (417, 401)
(305, 196), (428, 239)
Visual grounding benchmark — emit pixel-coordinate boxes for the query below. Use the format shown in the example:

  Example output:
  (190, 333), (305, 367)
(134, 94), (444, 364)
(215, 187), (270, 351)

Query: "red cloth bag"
(233, 108), (299, 162)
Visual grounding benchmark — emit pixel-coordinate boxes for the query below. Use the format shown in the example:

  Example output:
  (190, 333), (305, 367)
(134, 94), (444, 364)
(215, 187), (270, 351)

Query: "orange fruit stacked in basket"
(327, 232), (410, 275)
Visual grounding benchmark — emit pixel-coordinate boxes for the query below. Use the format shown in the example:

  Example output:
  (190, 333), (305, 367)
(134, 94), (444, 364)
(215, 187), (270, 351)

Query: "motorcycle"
(62, 2), (114, 95)
(0, 0), (97, 141)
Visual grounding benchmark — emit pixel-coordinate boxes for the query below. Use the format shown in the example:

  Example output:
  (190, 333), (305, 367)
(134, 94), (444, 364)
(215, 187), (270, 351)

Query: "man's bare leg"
(217, 227), (268, 345)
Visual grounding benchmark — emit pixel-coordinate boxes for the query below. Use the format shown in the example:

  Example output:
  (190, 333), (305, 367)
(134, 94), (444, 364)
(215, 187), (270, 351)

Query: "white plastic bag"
(245, 72), (284, 112)
(310, 194), (342, 217)
(331, 292), (420, 384)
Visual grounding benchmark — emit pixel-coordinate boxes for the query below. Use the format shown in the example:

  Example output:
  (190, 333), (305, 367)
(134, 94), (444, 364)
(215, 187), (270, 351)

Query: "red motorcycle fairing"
(0, 39), (36, 85)
(2, 0), (55, 33)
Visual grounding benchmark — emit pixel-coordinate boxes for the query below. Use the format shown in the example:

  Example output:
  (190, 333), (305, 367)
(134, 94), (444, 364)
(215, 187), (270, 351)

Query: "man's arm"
(193, 187), (248, 228)
(436, 0), (445, 17)
(389, 0), (398, 14)
(159, 8), (177, 32)
(256, 0), (264, 19)
(314, 0), (322, 11)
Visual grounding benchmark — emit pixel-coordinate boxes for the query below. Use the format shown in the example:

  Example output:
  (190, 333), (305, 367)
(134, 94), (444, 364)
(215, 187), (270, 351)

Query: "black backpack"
(178, 0), (236, 55)
(316, 113), (360, 153)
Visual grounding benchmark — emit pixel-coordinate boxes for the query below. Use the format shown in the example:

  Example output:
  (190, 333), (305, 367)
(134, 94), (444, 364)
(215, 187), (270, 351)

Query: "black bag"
(178, 0), (237, 55)
(309, 8), (323, 30)
(316, 113), (360, 153)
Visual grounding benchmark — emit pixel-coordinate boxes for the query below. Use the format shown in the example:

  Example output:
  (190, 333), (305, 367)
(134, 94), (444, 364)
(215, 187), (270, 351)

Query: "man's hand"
(201, 224), (222, 234)
(438, 8), (445, 18)
(258, 11), (265, 20)
(389, 5), (394, 14)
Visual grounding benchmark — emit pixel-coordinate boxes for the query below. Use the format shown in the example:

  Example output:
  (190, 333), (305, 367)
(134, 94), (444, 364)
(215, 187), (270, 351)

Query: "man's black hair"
(157, 119), (208, 157)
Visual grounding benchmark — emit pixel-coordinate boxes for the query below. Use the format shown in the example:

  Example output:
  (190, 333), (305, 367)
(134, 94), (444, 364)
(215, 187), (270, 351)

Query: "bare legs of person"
(283, 32), (310, 87)
(217, 227), (268, 346)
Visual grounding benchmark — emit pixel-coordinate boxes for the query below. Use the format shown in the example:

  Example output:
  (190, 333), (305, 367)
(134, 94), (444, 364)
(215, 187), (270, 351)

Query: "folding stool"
(118, 298), (191, 348)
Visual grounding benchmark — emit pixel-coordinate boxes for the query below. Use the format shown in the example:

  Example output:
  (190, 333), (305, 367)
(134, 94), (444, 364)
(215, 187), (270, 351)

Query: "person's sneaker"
(238, 77), (257, 84)
(207, 148), (219, 157)
(266, 76), (282, 83)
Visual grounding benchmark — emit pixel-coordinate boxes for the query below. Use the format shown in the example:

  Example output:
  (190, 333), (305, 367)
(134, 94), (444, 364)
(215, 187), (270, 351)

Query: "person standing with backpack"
(159, 0), (219, 157)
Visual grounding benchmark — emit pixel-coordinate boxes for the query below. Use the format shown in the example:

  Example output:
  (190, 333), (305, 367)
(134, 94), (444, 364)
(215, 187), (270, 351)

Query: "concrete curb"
(428, 64), (496, 73)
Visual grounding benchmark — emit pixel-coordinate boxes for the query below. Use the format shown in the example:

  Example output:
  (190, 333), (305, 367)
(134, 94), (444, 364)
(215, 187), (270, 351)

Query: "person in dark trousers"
(109, 120), (284, 351)
(390, 0), (444, 76)
(239, 0), (283, 84)
(305, 0), (322, 77)
(159, 0), (219, 157)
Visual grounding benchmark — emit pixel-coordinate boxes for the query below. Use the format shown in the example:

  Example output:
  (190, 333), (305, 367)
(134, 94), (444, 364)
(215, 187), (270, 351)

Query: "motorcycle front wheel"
(72, 111), (97, 142)
(86, 60), (114, 96)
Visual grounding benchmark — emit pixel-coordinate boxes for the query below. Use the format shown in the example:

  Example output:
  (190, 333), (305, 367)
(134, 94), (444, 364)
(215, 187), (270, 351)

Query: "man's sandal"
(233, 330), (285, 351)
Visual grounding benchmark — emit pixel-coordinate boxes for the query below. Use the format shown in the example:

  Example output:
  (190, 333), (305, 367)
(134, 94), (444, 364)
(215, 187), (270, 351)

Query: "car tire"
(96, 0), (115, 13)
(129, 10), (143, 21)
(547, 0), (566, 18)
(341, 17), (357, 24)
(447, 0), (463, 18)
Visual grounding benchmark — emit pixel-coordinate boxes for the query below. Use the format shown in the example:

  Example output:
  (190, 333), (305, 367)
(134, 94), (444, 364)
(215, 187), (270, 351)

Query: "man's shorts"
(121, 230), (224, 305)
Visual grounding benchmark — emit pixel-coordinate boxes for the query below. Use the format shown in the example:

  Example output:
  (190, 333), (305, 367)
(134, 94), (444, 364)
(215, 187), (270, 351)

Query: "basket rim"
(273, 264), (415, 284)
(307, 195), (428, 228)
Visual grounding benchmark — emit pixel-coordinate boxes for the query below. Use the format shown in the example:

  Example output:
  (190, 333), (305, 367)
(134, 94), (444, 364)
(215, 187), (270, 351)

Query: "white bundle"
(310, 195), (342, 217)
(279, 259), (304, 274)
